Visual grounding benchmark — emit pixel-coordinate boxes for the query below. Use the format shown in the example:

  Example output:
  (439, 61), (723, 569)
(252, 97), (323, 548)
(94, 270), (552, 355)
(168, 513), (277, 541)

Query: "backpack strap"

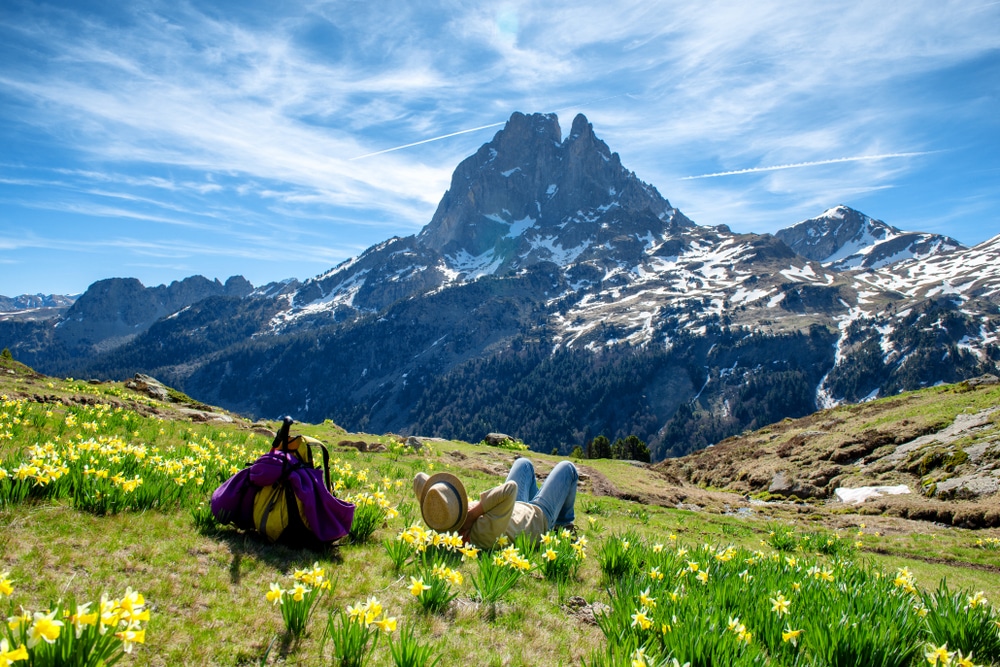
(258, 481), (284, 537)
(272, 416), (293, 452)
(316, 441), (333, 493)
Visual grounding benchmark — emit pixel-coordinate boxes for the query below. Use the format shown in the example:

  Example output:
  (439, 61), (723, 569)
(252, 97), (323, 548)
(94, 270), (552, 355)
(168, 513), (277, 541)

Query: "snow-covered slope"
(856, 233), (1000, 302)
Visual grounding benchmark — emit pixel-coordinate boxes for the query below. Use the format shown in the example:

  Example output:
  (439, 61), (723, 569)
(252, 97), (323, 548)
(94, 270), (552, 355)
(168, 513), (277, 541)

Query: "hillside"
(657, 375), (1000, 528)
(1, 359), (999, 665)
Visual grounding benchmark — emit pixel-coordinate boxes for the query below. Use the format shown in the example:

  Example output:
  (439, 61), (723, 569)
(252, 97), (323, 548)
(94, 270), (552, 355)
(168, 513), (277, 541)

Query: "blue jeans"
(505, 458), (578, 529)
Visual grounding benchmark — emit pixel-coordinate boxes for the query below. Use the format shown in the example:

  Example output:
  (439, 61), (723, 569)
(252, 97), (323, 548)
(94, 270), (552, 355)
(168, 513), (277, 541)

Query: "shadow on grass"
(202, 527), (345, 585)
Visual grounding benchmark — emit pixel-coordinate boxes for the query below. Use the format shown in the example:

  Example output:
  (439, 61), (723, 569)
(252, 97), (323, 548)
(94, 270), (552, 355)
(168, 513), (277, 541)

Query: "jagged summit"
(295, 111), (696, 318)
(776, 205), (963, 270)
(417, 111), (688, 274)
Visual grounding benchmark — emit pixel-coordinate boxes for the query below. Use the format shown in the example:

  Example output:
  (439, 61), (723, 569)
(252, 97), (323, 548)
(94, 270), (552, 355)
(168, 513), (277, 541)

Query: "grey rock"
(338, 440), (369, 452)
(562, 596), (610, 626)
(934, 475), (999, 500)
(484, 433), (513, 447)
(964, 374), (999, 388)
(125, 373), (169, 402)
(768, 470), (825, 499)
(176, 408), (234, 423)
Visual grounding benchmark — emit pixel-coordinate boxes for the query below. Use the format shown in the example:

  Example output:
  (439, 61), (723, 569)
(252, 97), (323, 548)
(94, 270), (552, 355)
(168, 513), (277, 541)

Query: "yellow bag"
(254, 483), (315, 542)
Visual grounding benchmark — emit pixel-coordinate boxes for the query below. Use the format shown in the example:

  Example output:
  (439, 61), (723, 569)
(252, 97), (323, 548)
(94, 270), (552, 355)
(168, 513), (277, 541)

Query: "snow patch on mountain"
(445, 249), (505, 279)
(507, 216), (536, 238)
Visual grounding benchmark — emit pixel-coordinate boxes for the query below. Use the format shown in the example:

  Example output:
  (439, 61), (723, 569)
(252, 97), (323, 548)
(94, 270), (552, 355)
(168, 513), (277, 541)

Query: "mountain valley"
(2, 112), (998, 460)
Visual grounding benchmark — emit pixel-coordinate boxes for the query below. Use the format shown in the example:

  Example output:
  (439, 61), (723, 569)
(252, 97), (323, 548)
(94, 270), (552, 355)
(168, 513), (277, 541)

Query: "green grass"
(0, 373), (999, 665)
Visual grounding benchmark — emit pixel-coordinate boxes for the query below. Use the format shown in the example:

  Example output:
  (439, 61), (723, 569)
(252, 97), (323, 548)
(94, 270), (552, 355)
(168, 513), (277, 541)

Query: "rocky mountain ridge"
(0, 293), (77, 312)
(0, 293), (77, 323)
(776, 205), (963, 271)
(3, 112), (997, 460)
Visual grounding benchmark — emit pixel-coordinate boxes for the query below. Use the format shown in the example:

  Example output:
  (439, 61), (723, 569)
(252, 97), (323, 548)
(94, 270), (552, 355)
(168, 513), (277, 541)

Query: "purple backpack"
(211, 417), (354, 548)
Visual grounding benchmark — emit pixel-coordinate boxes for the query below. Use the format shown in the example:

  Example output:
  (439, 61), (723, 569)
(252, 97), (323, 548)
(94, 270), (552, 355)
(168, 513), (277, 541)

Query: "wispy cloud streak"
(680, 152), (938, 180)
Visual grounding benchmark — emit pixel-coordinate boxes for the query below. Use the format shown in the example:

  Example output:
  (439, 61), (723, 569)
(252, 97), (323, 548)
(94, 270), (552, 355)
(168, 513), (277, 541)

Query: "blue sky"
(1, 1), (998, 296)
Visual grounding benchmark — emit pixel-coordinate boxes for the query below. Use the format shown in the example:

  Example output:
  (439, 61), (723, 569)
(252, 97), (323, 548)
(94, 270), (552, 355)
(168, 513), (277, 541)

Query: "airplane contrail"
(350, 94), (633, 161)
(680, 151), (937, 179)
(350, 121), (507, 161)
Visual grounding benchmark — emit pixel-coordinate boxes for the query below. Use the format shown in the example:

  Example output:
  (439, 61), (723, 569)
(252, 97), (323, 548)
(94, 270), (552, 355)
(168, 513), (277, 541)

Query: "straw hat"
(414, 471), (468, 533)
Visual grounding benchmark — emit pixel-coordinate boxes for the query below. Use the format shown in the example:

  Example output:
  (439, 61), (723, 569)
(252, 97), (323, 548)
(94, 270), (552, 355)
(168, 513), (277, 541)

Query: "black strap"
(317, 442), (333, 493)
(271, 416), (293, 451)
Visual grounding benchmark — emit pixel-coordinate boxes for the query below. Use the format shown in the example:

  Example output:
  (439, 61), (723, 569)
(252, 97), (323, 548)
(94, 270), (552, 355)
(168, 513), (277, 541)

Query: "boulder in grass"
(484, 433), (513, 447)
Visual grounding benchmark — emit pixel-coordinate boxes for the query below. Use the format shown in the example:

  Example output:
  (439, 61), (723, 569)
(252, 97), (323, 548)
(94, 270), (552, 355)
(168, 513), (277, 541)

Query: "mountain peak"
(776, 206), (963, 270)
(568, 113), (591, 140)
(417, 111), (685, 275)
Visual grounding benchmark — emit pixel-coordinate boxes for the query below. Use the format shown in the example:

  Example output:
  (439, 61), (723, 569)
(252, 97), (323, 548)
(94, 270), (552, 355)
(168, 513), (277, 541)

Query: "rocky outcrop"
(125, 373), (170, 401)
(767, 470), (825, 499)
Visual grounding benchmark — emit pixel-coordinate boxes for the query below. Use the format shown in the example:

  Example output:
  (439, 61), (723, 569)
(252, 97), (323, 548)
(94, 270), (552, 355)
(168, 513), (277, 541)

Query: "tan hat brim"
(419, 471), (468, 533)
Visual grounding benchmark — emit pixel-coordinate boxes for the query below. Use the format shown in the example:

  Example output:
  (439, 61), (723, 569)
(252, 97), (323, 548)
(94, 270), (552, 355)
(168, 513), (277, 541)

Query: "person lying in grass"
(413, 458), (579, 550)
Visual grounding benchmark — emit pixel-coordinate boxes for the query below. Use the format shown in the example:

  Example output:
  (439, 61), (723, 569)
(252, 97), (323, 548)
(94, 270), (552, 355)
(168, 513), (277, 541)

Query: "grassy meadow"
(0, 360), (998, 666)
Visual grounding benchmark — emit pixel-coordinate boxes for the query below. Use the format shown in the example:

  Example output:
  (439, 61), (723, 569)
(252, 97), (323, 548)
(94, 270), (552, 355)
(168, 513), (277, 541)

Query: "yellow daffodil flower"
(374, 616), (397, 633)
(630, 608), (653, 631)
(967, 591), (988, 608)
(0, 573), (12, 597)
(409, 577), (429, 597)
(782, 627), (803, 645)
(545, 549), (558, 562)
(291, 584), (308, 602)
(114, 627), (146, 653)
(69, 603), (98, 638)
(27, 610), (63, 648)
(0, 638), (29, 666)
(925, 643), (952, 666)
(770, 593), (791, 616)
(639, 588), (656, 609)
(954, 652), (976, 667)
(346, 603), (366, 623)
